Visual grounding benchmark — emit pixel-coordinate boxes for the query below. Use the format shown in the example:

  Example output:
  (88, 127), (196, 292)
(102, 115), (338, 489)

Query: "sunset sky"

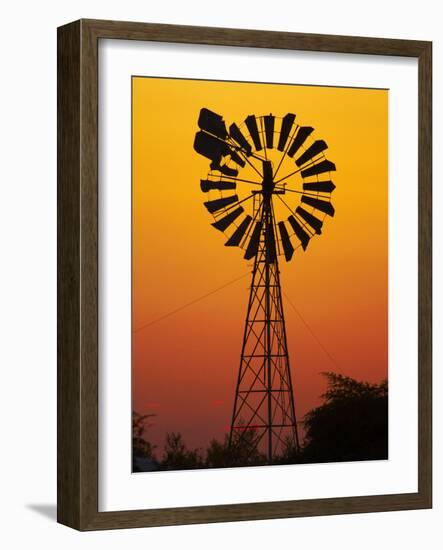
(132, 77), (388, 455)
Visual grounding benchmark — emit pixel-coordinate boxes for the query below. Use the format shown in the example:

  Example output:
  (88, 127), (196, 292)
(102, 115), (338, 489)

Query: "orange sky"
(132, 77), (388, 454)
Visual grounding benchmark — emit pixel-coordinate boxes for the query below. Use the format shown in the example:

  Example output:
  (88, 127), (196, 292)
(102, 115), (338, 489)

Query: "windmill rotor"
(194, 108), (336, 260)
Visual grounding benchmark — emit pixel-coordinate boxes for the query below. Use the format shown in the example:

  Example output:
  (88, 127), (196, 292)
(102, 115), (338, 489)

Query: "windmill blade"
(225, 215), (252, 246)
(194, 131), (243, 172)
(288, 126), (313, 158)
(301, 195), (335, 216)
(295, 140), (328, 167)
(303, 180), (336, 193)
(264, 115), (275, 149)
(198, 108), (228, 139)
(229, 123), (252, 156)
(229, 150), (246, 168)
(287, 215), (310, 251)
(295, 206), (323, 234)
(278, 221), (295, 261)
(213, 162), (239, 177)
(200, 179), (236, 192)
(265, 222), (277, 263)
(194, 131), (227, 162)
(245, 115), (262, 151)
(212, 207), (244, 231)
(301, 159), (336, 178)
(204, 195), (239, 214)
(278, 113), (296, 151)
(244, 221), (263, 259)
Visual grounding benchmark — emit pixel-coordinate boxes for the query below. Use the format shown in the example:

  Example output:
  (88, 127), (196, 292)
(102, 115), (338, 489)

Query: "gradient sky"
(132, 77), (388, 455)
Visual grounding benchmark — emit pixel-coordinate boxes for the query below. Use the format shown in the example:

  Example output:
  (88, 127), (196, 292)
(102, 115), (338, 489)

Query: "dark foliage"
(132, 411), (157, 471)
(206, 425), (267, 469)
(161, 432), (204, 470)
(300, 372), (388, 463)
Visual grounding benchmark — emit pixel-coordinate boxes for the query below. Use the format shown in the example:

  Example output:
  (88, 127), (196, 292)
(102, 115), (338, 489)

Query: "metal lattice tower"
(228, 184), (299, 461)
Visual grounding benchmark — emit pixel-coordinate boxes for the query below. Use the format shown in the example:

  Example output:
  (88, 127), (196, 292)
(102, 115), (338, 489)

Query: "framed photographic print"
(57, 19), (432, 530)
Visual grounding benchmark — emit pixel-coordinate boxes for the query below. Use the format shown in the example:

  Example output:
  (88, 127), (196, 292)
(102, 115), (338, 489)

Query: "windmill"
(193, 108), (336, 462)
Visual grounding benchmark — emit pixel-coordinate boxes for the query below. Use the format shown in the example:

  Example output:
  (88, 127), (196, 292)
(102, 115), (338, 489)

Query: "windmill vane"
(193, 108), (337, 462)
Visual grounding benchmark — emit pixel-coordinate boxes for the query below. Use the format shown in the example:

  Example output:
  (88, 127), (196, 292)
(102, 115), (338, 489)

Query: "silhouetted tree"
(300, 372), (388, 463)
(229, 424), (268, 467)
(205, 436), (231, 468)
(206, 421), (267, 468)
(272, 434), (302, 464)
(132, 411), (157, 471)
(161, 432), (204, 470)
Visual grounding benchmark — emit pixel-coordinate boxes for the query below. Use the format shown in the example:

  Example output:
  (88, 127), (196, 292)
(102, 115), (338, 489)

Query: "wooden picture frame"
(57, 18), (432, 530)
